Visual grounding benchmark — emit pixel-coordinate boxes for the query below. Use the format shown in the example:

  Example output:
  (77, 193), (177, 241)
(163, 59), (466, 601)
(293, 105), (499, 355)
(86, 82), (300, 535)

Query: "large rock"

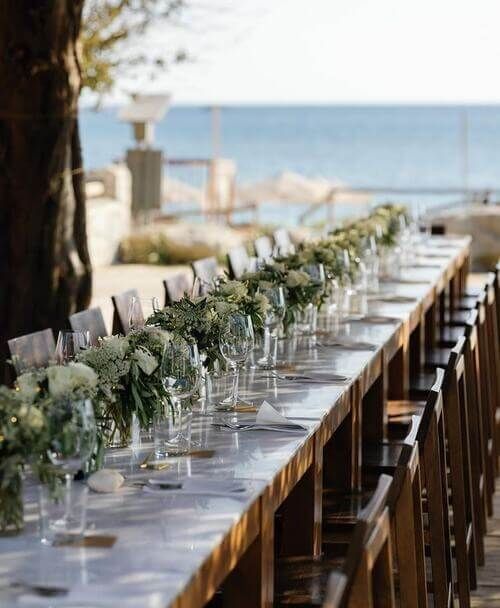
(430, 204), (500, 270)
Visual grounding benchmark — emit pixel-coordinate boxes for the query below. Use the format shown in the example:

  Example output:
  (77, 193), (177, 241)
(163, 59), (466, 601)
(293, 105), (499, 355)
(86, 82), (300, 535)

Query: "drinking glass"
(43, 398), (96, 544)
(338, 250), (354, 315)
(257, 286), (286, 369)
(219, 313), (255, 410)
(39, 483), (89, 546)
(128, 296), (160, 331)
(55, 330), (90, 364)
(361, 235), (380, 293)
(155, 339), (200, 456)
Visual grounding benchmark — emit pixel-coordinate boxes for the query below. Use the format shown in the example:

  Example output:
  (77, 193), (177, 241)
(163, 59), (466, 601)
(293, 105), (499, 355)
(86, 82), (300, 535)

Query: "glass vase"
(0, 468), (24, 535)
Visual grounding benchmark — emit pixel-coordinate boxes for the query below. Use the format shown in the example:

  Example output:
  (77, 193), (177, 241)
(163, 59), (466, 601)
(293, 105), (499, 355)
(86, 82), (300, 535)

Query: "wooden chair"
(254, 235), (273, 260)
(484, 273), (500, 454)
(273, 229), (293, 254)
(227, 245), (251, 279)
(275, 474), (395, 608)
(464, 308), (490, 544)
(366, 370), (454, 608)
(8, 328), (55, 374)
(191, 257), (219, 290)
(475, 289), (499, 481)
(69, 307), (108, 346)
(325, 476), (396, 608)
(111, 288), (140, 335)
(443, 338), (477, 606)
(163, 272), (193, 305)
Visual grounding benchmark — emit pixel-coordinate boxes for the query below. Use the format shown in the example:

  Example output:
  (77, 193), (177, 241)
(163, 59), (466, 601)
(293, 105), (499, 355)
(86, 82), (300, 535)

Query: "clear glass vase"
(0, 469), (24, 535)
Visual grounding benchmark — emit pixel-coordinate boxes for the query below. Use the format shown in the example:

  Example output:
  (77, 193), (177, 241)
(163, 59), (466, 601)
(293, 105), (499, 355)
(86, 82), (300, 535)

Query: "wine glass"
(128, 296), (160, 331)
(257, 286), (286, 369)
(43, 398), (96, 544)
(155, 339), (200, 456)
(55, 330), (90, 364)
(219, 313), (255, 410)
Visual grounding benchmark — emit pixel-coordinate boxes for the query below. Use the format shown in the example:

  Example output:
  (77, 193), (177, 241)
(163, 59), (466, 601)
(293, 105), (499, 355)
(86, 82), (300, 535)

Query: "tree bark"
(0, 1), (92, 377)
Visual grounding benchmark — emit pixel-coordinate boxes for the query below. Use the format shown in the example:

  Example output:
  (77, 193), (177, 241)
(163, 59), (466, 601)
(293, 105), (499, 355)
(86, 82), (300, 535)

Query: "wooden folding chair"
(69, 307), (108, 346)
(227, 245), (251, 279)
(191, 256), (219, 289)
(484, 273), (500, 458)
(111, 288), (140, 335)
(254, 235), (273, 260)
(8, 328), (55, 374)
(163, 272), (193, 305)
(273, 229), (293, 254)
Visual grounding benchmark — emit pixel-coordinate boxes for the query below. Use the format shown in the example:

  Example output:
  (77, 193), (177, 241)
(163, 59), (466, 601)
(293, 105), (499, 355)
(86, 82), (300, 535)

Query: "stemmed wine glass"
(128, 296), (160, 332)
(155, 339), (200, 456)
(257, 286), (286, 369)
(55, 330), (90, 364)
(219, 313), (255, 410)
(42, 398), (96, 544)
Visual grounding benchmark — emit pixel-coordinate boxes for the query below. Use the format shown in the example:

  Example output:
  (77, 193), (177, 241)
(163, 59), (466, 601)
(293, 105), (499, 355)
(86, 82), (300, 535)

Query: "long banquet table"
(0, 235), (471, 608)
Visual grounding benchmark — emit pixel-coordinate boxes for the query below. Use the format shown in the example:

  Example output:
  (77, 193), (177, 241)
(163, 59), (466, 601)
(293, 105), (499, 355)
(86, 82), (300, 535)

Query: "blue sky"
(82, 0), (500, 106)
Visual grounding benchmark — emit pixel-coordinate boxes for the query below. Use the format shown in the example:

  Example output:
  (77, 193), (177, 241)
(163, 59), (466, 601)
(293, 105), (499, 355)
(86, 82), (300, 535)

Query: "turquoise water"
(80, 105), (500, 226)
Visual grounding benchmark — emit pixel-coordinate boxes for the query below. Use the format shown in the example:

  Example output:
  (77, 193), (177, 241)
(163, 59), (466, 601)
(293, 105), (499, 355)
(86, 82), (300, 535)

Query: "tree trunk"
(0, 1), (92, 377)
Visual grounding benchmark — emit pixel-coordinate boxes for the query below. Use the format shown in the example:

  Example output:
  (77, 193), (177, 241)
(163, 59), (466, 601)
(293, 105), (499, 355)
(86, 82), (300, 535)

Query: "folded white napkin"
(256, 401), (307, 429)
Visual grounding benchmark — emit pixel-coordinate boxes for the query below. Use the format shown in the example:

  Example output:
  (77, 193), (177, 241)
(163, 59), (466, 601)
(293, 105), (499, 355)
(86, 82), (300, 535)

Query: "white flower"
(219, 280), (247, 300)
(68, 362), (98, 390)
(46, 366), (74, 399)
(16, 373), (39, 403)
(134, 347), (158, 375)
(46, 363), (97, 399)
(286, 270), (310, 288)
(214, 300), (235, 316)
(17, 404), (44, 431)
(102, 335), (128, 359)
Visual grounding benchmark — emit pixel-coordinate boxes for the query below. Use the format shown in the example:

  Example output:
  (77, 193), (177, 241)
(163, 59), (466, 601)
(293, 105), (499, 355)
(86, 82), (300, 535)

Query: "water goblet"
(55, 330), (90, 364)
(155, 339), (200, 456)
(257, 286), (286, 369)
(42, 398), (96, 544)
(219, 313), (255, 410)
(128, 296), (160, 331)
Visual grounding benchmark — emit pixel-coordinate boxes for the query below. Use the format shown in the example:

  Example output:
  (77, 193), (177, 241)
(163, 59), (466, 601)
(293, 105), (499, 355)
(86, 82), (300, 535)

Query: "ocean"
(80, 105), (500, 226)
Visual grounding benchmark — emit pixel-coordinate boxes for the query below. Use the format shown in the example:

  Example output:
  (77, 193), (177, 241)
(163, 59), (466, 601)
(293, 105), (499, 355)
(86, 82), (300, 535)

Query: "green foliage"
(81, 0), (189, 95)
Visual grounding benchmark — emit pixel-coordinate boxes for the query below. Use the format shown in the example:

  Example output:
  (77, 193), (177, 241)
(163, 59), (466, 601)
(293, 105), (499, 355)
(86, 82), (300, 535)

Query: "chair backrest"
(273, 229), (293, 253)
(227, 245), (251, 279)
(191, 257), (219, 288)
(163, 273), (193, 305)
(464, 307), (489, 553)
(324, 474), (395, 608)
(111, 288), (140, 335)
(8, 328), (55, 374)
(443, 337), (476, 605)
(386, 441), (427, 608)
(415, 367), (454, 608)
(484, 273), (500, 410)
(254, 235), (273, 260)
(69, 307), (108, 346)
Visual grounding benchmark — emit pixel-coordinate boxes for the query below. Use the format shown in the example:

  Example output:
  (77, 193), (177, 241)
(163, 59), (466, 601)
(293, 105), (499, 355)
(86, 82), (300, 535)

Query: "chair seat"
(388, 399), (426, 418)
(275, 554), (345, 607)
(424, 346), (451, 368)
(409, 370), (438, 400)
(438, 325), (466, 347)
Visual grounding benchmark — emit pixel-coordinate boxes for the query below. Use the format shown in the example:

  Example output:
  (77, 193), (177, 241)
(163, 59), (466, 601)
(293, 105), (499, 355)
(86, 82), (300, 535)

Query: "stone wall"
(85, 164), (132, 267)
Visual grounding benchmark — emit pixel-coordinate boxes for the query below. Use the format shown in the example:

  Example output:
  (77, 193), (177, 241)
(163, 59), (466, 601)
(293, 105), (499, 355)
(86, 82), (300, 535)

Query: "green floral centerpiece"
(242, 261), (324, 331)
(77, 327), (168, 447)
(0, 361), (98, 534)
(148, 280), (269, 371)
